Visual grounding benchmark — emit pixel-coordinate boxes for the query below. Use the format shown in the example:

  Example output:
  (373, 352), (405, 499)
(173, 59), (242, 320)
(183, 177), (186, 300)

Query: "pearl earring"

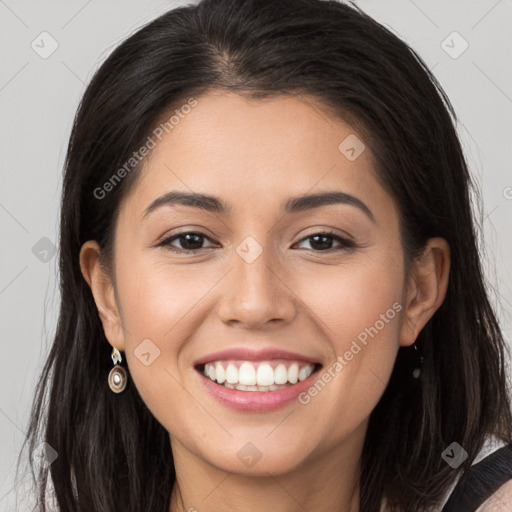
(108, 347), (128, 393)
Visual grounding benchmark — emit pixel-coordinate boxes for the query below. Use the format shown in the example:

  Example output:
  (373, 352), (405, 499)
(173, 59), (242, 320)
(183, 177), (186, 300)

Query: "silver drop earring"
(412, 341), (424, 379)
(108, 347), (128, 393)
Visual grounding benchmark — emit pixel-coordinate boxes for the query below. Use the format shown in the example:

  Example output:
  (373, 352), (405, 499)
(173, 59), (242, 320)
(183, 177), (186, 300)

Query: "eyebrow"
(142, 190), (375, 222)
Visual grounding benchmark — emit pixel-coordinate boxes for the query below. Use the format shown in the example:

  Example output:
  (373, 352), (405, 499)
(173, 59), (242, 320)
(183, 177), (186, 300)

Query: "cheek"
(115, 257), (207, 337)
(112, 256), (224, 424)
(301, 255), (404, 351)
(294, 256), (403, 435)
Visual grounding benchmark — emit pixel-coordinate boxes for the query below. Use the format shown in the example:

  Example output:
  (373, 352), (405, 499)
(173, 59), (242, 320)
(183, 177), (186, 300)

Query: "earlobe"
(399, 237), (450, 347)
(79, 240), (126, 351)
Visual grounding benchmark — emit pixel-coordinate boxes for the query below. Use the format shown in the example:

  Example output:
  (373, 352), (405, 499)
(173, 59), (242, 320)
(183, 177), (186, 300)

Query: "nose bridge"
(217, 233), (296, 327)
(234, 234), (275, 294)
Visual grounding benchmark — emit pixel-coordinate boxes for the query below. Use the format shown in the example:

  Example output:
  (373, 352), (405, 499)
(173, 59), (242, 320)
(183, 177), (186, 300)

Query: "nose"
(216, 241), (297, 329)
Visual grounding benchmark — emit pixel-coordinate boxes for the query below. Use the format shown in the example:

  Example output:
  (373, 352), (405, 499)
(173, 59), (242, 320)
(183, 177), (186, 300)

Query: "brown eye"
(158, 231), (215, 253)
(295, 231), (356, 252)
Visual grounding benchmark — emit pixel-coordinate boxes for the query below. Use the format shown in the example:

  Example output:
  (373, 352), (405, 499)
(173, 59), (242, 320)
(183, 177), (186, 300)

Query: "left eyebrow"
(284, 191), (375, 222)
(142, 190), (375, 223)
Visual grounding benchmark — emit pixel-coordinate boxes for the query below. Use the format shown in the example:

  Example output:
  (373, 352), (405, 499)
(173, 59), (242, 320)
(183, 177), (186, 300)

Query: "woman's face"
(85, 91), (418, 476)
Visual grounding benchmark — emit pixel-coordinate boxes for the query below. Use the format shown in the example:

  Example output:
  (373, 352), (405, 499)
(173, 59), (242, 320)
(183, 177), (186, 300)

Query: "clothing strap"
(441, 442), (512, 511)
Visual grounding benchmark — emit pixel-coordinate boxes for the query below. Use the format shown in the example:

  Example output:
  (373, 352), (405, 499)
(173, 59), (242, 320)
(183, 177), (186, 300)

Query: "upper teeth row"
(203, 361), (315, 386)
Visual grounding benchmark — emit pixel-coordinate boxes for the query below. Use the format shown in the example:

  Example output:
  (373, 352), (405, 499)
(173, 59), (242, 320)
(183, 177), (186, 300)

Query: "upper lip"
(194, 348), (321, 367)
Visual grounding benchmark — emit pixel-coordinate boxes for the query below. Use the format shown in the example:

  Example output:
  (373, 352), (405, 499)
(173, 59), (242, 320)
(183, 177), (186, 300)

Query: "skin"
(80, 91), (450, 512)
(476, 480), (512, 511)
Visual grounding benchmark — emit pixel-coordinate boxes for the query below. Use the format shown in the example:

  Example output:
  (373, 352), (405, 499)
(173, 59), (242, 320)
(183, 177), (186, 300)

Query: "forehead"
(119, 91), (391, 222)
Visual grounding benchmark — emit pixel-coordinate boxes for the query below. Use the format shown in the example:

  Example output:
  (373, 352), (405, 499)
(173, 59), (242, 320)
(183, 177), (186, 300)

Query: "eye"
(157, 231), (216, 253)
(294, 231), (356, 252)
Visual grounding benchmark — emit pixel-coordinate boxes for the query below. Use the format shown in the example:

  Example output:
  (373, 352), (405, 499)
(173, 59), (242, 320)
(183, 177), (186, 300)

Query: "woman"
(18, 0), (512, 510)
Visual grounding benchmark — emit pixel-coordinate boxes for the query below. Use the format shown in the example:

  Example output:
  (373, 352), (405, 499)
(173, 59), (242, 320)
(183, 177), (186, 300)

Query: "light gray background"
(1, 0), (511, 510)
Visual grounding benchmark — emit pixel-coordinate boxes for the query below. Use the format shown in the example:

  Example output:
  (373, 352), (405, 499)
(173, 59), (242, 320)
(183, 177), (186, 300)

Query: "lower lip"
(197, 367), (321, 412)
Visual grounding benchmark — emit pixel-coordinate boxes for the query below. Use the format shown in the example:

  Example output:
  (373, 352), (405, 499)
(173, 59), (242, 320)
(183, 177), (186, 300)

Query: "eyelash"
(156, 230), (357, 254)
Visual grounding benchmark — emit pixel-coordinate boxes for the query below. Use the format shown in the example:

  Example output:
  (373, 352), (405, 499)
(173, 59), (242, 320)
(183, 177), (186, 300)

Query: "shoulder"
(441, 437), (512, 511)
(475, 479), (512, 511)
(429, 436), (512, 512)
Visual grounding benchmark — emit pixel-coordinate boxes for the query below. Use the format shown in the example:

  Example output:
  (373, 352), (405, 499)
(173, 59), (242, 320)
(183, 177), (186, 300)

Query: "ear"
(399, 237), (450, 347)
(79, 240), (126, 352)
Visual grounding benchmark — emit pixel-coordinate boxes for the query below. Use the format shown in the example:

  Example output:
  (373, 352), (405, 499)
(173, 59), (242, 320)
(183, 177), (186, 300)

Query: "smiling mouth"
(195, 360), (323, 392)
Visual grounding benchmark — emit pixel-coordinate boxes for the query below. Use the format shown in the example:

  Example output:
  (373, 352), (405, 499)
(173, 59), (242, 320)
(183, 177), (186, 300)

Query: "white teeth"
(225, 363), (238, 384)
(215, 362), (226, 383)
(256, 363), (274, 386)
(232, 383), (289, 392)
(287, 362), (299, 384)
(238, 362), (257, 386)
(299, 365), (313, 381)
(202, 360), (316, 389)
(274, 363), (288, 385)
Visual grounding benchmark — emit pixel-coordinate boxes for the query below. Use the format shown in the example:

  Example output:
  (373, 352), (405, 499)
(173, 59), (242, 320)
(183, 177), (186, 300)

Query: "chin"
(196, 437), (314, 477)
